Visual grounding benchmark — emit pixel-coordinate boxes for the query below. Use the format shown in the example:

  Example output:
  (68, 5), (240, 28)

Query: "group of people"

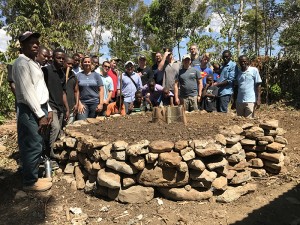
(10, 31), (262, 192)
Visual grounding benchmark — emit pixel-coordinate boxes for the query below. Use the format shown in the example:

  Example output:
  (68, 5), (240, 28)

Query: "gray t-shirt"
(162, 61), (181, 91)
(176, 67), (201, 98)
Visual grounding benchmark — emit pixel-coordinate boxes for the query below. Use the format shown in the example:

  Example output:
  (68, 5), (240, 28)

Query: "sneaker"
(51, 160), (59, 170)
(23, 179), (52, 192)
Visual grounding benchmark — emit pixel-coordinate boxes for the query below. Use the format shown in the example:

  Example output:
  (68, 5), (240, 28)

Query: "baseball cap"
(138, 55), (146, 60)
(18, 31), (41, 43)
(124, 61), (135, 67)
(182, 54), (191, 60)
(110, 57), (121, 62)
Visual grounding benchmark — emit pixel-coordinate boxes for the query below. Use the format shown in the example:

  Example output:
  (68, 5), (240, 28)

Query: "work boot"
(23, 179), (52, 192)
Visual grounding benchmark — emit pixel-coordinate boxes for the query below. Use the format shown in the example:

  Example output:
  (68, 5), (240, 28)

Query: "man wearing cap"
(174, 54), (202, 112)
(108, 57), (121, 102)
(117, 61), (142, 113)
(136, 55), (154, 86)
(158, 48), (181, 93)
(12, 31), (53, 191)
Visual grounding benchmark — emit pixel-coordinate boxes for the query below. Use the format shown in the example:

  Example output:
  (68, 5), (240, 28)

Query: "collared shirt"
(236, 66), (262, 103)
(108, 69), (119, 99)
(12, 54), (51, 118)
(217, 60), (237, 96)
(72, 66), (82, 74)
(100, 73), (114, 101)
(117, 72), (142, 102)
(42, 64), (66, 112)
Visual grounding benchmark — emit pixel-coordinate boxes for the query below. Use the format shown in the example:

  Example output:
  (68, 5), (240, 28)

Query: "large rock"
(206, 157), (228, 170)
(158, 151), (182, 167)
(225, 143), (242, 155)
(212, 176), (228, 191)
(97, 168), (121, 189)
(116, 186), (154, 203)
(158, 187), (213, 201)
(230, 170), (251, 184)
(240, 139), (256, 146)
(215, 134), (226, 146)
(129, 155), (146, 170)
(258, 152), (284, 163)
(226, 135), (242, 145)
(267, 142), (285, 152)
(244, 126), (264, 139)
(126, 140), (150, 156)
(112, 141), (128, 151)
(274, 136), (288, 145)
(190, 169), (217, 182)
(180, 147), (195, 161)
(149, 140), (174, 153)
(100, 144), (112, 161)
(145, 153), (159, 163)
(248, 158), (264, 168)
(175, 140), (189, 151)
(137, 164), (189, 187)
(194, 143), (225, 157)
(260, 119), (279, 130)
(227, 149), (246, 163)
(187, 159), (206, 171)
(216, 183), (257, 203)
(106, 159), (138, 175)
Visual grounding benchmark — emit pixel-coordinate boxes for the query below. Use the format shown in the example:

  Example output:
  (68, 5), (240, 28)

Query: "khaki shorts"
(180, 96), (198, 112)
(236, 102), (255, 118)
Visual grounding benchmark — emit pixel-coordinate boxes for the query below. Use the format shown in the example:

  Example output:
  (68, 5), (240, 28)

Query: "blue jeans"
(17, 103), (48, 186)
(217, 94), (232, 113)
(77, 102), (98, 120)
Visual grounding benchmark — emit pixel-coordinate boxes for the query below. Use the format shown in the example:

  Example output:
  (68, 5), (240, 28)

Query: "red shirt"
(108, 69), (118, 98)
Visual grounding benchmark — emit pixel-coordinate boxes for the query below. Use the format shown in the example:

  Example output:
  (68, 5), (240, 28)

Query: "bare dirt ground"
(0, 104), (300, 225)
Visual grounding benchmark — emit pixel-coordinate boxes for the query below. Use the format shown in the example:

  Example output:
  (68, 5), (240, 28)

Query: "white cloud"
(0, 28), (11, 52)
(101, 30), (112, 44)
(205, 12), (224, 33)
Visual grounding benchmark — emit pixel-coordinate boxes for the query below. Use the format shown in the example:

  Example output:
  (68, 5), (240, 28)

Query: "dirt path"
(0, 106), (300, 225)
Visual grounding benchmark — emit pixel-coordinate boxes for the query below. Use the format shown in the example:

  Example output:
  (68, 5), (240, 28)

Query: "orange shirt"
(106, 102), (126, 116)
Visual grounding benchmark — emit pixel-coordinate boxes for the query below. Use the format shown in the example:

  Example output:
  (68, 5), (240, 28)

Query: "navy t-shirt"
(76, 72), (103, 104)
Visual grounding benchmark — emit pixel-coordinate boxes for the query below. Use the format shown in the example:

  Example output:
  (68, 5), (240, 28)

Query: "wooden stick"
(65, 66), (70, 83)
(119, 71), (123, 112)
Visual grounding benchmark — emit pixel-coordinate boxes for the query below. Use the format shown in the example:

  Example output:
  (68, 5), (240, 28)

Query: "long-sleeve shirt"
(12, 54), (51, 118)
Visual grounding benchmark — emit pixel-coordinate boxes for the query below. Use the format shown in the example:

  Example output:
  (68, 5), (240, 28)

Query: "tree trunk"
(255, 0), (259, 56)
(236, 0), (244, 57)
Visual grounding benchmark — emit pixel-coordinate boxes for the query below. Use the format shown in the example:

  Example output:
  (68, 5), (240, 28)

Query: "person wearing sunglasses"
(99, 61), (114, 115)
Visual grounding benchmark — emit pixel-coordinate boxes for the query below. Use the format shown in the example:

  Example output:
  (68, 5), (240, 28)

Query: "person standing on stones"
(174, 54), (202, 112)
(12, 31), (53, 191)
(232, 55), (262, 118)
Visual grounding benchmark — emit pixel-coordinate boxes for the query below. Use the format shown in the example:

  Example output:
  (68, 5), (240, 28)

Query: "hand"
(65, 109), (70, 121)
(96, 103), (103, 112)
(103, 99), (109, 105)
(72, 104), (78, 115)
(175, 97), (180, 105)
(163, 51), (170, 58)
(78, 101), (86, 114)
(38, 116), (48, 135)
(47, 111), (53, 125)
(197, 96), (201, 102)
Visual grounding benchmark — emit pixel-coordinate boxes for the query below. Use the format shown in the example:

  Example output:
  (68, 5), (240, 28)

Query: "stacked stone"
(54, 119), (287, 203)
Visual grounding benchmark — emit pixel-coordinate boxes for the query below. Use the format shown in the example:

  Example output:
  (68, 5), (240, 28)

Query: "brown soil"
(1, 105), (300, 225)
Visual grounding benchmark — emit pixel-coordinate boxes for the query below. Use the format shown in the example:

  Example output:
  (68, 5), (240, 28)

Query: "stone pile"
(54, 119), (288, 203)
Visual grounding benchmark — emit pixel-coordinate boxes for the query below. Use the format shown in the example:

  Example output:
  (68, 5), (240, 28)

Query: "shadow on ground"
(231, 183), (300, 225)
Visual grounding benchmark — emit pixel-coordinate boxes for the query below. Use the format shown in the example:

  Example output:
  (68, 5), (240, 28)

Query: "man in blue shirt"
(232, 55), (262, 118)
(117, 61), (142, 113)
(214, 50), (237, 113)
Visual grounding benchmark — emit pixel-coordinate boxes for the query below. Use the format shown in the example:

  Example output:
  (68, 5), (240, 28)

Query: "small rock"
(225, 142), (242, 155)
(84, 180), (96, 193)
(97, 168), (121, 189)
(189, 139), (208, 149)
(187, 159), (205, 171)
(106, 159), (138, 175)
(195, 143), (225, 157)
(257, 136), (274, 143)
(244, 126), (264, 139)
(100, 144), (112, 161)
(248, 158), (264, 168)
(240, 139), (256, 146)
(231, 125), (243, 135)
(129, 155), (145, 170)
(274, 136), (288, 145)
(126, 142), (149, 156)
(64, 163), (75, 174)
(276, 127), (286, 136)
(260, 119), (279, 130)
(158, 187), (213, 201)
(177, 161), (189, 172)
(62, 174), (75, 184)
(226, 135), (241, 145)
(145, 153), (159, 163)
(227, 150), (246, 163)
(65, 137), (77, 148)
(246, 168), (266, 177)
(206, 157), (228, 170)
(116, 186), (154, 203)
(243, 145), (266, 152)
(264, 129), (278, 137)
(123, 175), (136, 188)
(212, 176), (227, 191)
(245, 151), (257, 160)
(241, 123), (254, 129)
(111, 150), (127, 161)
(15, 190), (27, 200)
(267, 142), (285, 152)
(215, 134), (226, 146)
(190, 169), (217, 182)
(112, 140), (128, 151)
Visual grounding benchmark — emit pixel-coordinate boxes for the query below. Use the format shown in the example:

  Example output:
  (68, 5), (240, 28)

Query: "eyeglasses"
(103, 65), (111, 68)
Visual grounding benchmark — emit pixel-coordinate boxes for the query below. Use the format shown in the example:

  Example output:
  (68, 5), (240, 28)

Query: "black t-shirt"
(152, 62), (166, 86)
(136, 66), (154, 86)
(66, 73), (77, 110)
(201, 86), (218, 112)
(42, 64), (66, 112)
